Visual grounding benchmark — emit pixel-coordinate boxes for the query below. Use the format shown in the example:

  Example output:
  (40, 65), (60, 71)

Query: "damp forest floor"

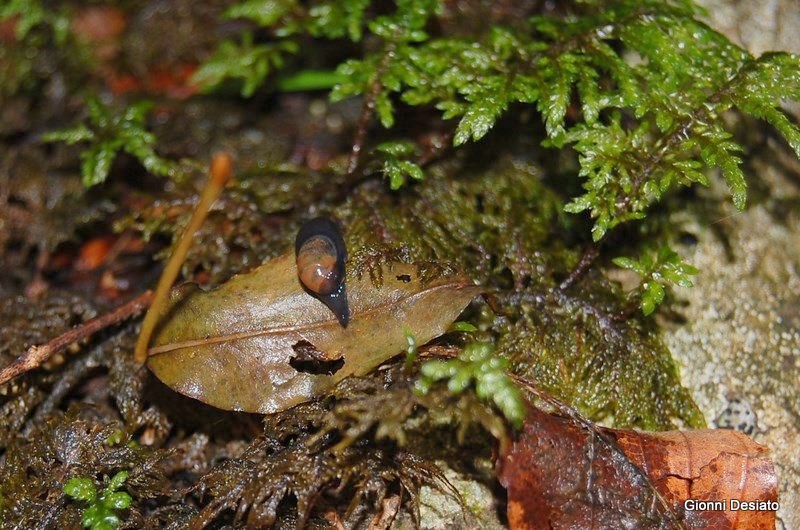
(1, 1), (800, 529)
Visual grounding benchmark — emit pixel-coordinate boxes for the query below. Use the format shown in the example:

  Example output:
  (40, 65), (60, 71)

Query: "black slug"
(295, 217), (350, 327)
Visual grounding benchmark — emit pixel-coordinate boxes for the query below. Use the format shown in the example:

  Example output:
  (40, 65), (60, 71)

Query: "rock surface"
(670, 2), (800, 528)
(665, 171), (800, 529)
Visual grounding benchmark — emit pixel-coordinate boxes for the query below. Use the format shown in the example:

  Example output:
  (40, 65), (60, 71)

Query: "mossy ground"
(1, 0), (798, 527)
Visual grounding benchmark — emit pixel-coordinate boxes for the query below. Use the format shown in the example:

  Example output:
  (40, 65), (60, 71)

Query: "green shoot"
(63, 471), (132, 530)
(375, 141), (424, 190)
(613, 245), (699, 315)
(403, 328), (417, 373)
(415, 342), (524, 428)
(276, 69), (349, 92)
(42, 97), (175, 187)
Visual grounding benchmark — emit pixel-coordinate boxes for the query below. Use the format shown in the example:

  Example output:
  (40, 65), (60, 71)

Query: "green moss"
(336, 157), (703, 429)
(498, 289), (704, 430)
(190, 0), (800, 245)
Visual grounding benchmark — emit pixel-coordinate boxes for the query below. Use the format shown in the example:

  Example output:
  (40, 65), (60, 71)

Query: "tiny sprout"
(403, 328), (418, 373)
(63, 471), (132, 530)
(375, 141), (425, 190)
(613, 245), (699, 315)
(105, 429), (124, 446)
(450, 321), (478, 332)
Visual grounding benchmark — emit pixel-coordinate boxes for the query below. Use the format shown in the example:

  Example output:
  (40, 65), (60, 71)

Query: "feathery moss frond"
(203, 0), (800, 243)
(43, 97), (175, 187)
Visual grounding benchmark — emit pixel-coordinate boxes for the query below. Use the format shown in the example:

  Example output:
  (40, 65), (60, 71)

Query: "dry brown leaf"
(615, 429), (777, 529)
(497, 407), (778, 530)
(147, 253), (481, 413)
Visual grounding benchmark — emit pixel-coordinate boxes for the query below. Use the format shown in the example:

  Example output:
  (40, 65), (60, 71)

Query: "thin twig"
(0, 290), (154, 386)
(346, 89), (376, 176)
(346, 45), (396, 176)
(416, 129), (454, 168)
(559, 243), (600, 291)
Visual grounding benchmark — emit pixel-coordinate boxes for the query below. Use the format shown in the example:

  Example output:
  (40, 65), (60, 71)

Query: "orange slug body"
(295, 217), (350, 327)
(296, 235), (339, 295)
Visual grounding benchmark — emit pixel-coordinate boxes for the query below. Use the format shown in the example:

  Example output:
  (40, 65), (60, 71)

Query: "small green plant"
(613, 245), (699, 315)
(403, 328), (418, 372)
(375, 141), (424, 190)
(191, 32), (299, 97)
(63, 471), (132, 530)
(0, 0), (70, 42)
(415, 342), (525, 428)
(43, 97), (175, 187)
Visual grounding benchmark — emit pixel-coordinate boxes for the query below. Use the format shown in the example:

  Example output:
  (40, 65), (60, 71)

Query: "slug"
(295, 217), (350, 327)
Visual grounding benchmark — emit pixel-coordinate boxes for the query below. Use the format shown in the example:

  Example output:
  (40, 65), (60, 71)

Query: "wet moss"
(335, 155), (703, 429)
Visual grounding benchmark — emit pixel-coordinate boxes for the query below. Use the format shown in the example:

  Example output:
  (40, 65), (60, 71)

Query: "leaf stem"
(133, 153), (232, 364)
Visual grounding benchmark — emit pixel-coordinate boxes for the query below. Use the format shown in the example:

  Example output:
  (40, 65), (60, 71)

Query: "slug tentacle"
(295, 217), (350, 327)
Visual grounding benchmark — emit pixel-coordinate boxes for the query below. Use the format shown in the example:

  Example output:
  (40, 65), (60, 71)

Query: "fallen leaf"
(615, 429), (777, 529)
(106, 65), (198, 99)
(71, 6), (126, 63)
(498, 407), (778, 529)
(147, 253), (481, 413)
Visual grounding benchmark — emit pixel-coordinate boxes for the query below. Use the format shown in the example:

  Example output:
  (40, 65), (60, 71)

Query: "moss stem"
(133, 153), (232, 365)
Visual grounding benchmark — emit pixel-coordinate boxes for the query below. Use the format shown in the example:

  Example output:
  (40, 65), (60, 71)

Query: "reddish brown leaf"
(75, 235), (114, 271)
(71, 6), (126, 63)
(497, 407), (778, 530)
(106, 65), (198, 99)
(615, 429), (777, 529)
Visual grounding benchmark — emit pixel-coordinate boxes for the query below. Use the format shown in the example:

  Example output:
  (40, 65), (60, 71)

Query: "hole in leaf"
(678, 231), (698, 246)
(476, 193), (485, 213)
(290, 340), (344, 375)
